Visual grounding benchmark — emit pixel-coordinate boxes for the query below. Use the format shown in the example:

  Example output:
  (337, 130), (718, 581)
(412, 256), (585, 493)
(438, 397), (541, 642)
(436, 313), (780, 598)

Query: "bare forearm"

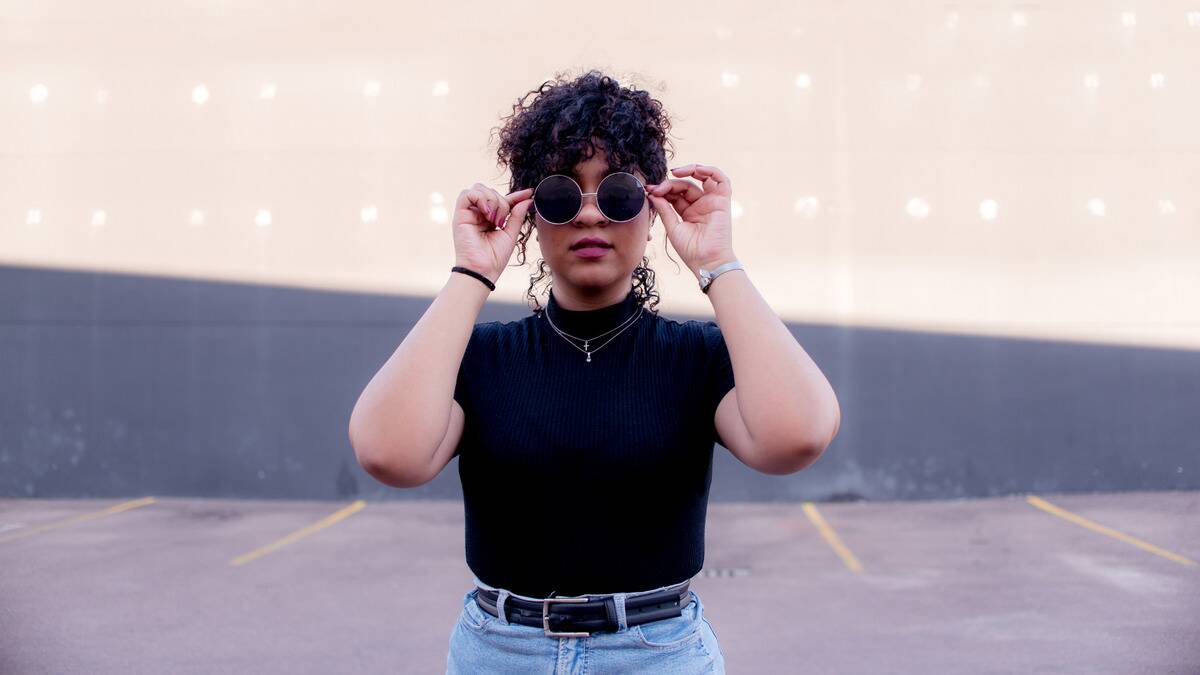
(348, 272), (489, 480)
(703, 260), (841, 457)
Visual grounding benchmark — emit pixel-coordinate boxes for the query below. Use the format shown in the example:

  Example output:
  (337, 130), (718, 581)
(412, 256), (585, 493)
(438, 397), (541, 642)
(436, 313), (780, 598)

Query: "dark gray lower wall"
(2, 263), (1197, 502)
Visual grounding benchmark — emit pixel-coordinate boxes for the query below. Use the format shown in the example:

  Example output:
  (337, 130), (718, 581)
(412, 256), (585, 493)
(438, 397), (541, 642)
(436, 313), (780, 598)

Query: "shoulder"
(464, 320), (511, 353)
(468, 315), (540, 350)
(657, 314), (720, 339)
(471, 316), (531, 334)
(639, 312), (722, 352)
(468, 319), (502, 340)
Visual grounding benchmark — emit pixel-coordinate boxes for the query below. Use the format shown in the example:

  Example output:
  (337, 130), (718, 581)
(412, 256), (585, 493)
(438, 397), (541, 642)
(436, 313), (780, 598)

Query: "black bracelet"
(451, 266), (496, 291)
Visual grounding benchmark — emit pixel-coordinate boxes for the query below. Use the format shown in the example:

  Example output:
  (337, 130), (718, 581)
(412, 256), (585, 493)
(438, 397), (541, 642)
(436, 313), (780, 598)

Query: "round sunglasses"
(532, 171), (650, 225)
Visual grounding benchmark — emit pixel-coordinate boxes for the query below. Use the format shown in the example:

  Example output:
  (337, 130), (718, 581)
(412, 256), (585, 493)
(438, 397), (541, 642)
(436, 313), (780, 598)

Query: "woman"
(349, 70), (840, 674)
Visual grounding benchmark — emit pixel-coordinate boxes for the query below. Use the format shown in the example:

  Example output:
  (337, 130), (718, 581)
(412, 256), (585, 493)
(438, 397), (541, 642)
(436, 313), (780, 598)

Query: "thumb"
(647, 193), (680, 239)
(499, 195), (533, 232)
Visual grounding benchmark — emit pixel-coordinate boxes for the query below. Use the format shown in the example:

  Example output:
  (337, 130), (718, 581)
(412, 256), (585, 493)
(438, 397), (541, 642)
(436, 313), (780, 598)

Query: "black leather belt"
(474, 581), (691, 638)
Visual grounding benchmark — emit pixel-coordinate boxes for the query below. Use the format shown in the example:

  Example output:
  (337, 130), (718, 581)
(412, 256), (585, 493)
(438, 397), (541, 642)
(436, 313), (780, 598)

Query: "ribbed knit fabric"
(452, 286), (736, 597)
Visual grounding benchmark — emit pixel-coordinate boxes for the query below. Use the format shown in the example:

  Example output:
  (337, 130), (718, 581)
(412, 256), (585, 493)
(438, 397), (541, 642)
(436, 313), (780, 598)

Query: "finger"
(493, 187), (535, 228)
(672, 164), (731, 189)
(460, 188), (496, 225)
(649, 178), (704, 203)
(464, 184), (502, 224)
(703, 165), (731, 185)
(499, 192), (532, 228)
(646, 193), (682, 235)
(663, 191), (692, 217)
(672, 163), (722, 182)
(489, 197), (531, 241)
(650, 179), (704, 216)
(476, 183), (513, 227)
(497, 193), (533, 231)
(505, 187), (534, 204)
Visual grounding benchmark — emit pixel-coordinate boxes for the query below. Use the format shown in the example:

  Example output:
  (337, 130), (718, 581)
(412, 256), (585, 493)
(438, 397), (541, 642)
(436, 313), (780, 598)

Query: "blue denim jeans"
(446, 578), (726, 674)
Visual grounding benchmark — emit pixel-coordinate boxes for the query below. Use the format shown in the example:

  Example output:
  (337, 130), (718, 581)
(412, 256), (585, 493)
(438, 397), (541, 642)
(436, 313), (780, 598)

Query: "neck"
(544, 283), (640, 337)
(547, 281), (634, 311)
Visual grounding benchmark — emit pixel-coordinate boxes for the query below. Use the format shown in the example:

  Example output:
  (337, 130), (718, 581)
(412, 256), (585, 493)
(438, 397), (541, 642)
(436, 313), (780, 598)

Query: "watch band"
(698, 260), (744, 294)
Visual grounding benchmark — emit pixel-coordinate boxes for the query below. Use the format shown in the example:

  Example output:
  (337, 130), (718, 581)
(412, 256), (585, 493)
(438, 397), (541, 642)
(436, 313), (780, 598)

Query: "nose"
(573, 192), (606, 226)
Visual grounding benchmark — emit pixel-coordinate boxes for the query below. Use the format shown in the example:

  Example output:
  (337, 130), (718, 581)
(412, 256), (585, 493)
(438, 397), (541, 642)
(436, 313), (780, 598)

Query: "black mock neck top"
(451, 286), (736, 597)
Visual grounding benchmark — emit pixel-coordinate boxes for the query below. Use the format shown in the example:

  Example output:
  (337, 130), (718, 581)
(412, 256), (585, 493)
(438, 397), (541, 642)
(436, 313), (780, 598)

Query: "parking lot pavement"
(1, 491), (1196, 674)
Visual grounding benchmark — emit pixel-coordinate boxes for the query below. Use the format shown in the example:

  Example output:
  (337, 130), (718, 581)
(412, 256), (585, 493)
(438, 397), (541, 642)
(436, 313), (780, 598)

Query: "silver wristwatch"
(698, 260), (744, 294)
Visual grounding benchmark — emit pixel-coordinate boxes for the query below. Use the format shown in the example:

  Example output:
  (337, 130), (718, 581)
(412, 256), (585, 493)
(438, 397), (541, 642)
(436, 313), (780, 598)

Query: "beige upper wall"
(2, 1), (1198, 349)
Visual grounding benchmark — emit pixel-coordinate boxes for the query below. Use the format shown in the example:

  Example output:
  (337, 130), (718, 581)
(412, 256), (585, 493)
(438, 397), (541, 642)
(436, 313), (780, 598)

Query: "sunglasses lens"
(533, 175), (581, 223)
(598, 173), (645, 221)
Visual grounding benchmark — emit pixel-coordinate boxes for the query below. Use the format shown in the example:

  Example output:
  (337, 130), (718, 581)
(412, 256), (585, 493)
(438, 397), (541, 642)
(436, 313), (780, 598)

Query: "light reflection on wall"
(1, 2), (1198, 349)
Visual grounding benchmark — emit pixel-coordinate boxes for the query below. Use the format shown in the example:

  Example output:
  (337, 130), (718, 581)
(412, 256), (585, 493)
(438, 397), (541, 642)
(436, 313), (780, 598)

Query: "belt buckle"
(542, 592), (592, 638)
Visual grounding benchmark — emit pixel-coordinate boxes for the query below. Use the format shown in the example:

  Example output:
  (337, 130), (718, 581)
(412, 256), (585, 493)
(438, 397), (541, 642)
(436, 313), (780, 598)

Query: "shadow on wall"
(2, 263), (1198, 500)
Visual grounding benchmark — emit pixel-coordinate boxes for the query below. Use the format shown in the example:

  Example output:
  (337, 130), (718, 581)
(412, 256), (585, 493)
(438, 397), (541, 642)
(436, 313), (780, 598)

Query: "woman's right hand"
(452, 183), (535, 284)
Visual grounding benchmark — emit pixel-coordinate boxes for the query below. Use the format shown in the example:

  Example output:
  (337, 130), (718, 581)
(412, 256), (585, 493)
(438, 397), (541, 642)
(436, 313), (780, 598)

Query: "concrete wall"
(5, 2), (1200, 500)
(4, 263), (1196, 502)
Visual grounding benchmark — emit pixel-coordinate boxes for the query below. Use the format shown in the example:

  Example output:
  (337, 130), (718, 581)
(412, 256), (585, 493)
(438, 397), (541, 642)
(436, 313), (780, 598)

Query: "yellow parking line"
(1026, 495), (1197, 568)
(0, 496), (157, 543)
(229, 500), (367, 566)
(802, 502), (863, 573)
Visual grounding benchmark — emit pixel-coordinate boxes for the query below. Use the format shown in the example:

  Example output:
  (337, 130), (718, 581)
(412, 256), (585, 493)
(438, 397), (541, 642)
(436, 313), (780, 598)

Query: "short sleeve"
(451, 322), (496, 459)
(699, 319), (736, 418)
(453, 322), (492, 410)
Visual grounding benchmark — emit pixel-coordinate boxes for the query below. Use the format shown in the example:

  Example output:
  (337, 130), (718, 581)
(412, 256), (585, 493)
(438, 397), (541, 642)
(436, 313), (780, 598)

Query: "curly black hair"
(490, 69), (680, 316)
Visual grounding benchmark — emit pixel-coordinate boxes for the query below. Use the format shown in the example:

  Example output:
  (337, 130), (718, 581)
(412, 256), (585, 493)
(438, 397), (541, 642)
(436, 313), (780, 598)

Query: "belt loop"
(614, 592), (629, 631)
(495, 589), (511, 625)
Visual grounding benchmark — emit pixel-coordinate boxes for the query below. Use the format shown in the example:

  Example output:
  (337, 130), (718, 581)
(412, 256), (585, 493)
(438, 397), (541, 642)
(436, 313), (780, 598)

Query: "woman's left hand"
(645, 163), (737, 277)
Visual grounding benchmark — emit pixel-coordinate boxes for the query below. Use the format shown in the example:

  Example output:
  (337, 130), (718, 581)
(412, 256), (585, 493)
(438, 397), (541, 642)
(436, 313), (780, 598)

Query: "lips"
(573, 246), (610, 259)
(571, 236), (612, 250)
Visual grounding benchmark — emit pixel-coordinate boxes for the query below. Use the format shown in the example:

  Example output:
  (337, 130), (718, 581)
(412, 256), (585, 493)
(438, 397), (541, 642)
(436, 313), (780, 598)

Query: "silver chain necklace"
(543, 300), (643, 363)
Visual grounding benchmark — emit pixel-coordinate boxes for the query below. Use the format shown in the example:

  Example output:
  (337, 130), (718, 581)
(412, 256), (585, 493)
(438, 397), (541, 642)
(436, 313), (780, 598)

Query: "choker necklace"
(543, 299), (644, 363)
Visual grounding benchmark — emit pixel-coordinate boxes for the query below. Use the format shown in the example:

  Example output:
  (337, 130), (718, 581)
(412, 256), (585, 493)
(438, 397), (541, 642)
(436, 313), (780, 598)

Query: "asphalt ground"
(1, 491), (1197, 674)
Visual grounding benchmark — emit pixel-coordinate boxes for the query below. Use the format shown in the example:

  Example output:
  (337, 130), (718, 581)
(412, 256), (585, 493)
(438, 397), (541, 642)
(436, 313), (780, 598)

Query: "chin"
(564, 267), (614, 283)
(560, 263), (623, 284)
